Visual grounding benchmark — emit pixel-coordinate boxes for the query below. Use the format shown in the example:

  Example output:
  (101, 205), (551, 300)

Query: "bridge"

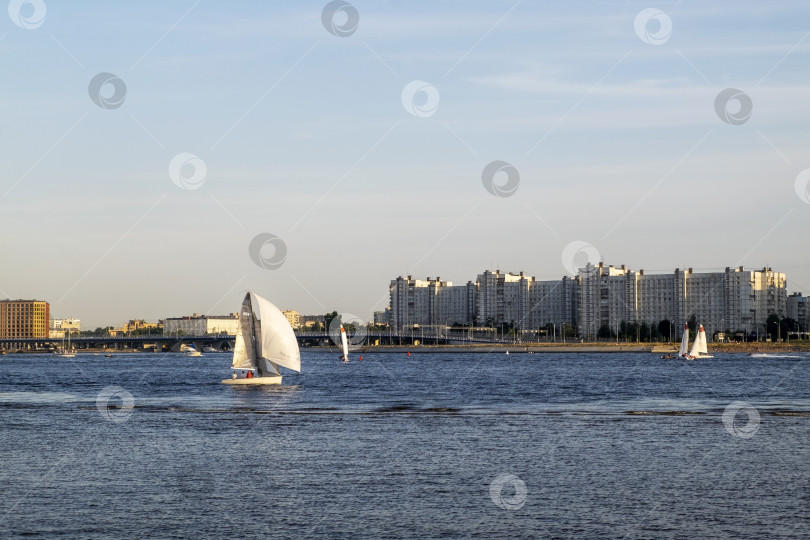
(0, 331), (503, 352)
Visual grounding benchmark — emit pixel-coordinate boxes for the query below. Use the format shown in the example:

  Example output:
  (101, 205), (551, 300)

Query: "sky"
(1, 0), (809, 329)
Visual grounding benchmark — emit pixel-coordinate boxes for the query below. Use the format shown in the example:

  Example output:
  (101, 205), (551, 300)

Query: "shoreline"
(349, 342), (810, 354)
(5, 342), (809, 355)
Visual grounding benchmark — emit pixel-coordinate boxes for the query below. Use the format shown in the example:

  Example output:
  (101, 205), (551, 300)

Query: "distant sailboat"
(54, 331), (76, 358)
(221, 292), (300, 385)
(679, 323), (713, 360)
(339, 325), (349, 362)
(689, 324), (713, 359)
(677, 323), (690, 359)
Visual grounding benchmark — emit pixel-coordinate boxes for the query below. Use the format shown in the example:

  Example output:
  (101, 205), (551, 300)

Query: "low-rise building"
(0, 300), (50, 339)
(163, 313), (238, 336)
(373, 309), (391, 326)
(50, 317), (81, 333)
(282, 310), (300, 329)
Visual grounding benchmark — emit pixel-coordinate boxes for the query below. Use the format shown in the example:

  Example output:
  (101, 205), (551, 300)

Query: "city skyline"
(26, 260), (805, 331)
(2, 2), (809, 329)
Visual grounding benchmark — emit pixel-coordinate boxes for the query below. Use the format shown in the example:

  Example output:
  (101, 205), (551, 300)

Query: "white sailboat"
(679, 323), (713, 360)
(221, 291), (301, 385)
(689, 324), (713, 359)
(677, 323), (690, 358)
(54, 331), (76, 358)
(339, 325), (349, 362)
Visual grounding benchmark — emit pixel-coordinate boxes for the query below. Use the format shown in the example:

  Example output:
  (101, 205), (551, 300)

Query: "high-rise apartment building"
(577, 264), (786, 338)
(388, 264), (789, 340)
(476, 270), (532, 329)
(389, 276), (475, 331)
(527, 276), (579, 330)
(787, 293), (808, 334)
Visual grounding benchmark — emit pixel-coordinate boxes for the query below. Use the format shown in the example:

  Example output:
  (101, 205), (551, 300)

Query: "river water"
(1, 351), (808, 539)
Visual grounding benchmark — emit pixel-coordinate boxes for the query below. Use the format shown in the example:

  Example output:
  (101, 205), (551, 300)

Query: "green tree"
(765, 314), (794, 340)
(649, 322), (661, 341)
(766, 314), (779, 340)
(597, 325), (613, 340)
(658, 320), (674, 342)
(625, 321), (640, 342)
(324, 311), (340, 331)
(640, 322), (650, 342)
(562, 323), (577, 338)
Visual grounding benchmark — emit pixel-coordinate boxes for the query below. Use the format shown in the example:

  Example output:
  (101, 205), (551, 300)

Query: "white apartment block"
(50, 317), (81, 332)
(527, 276), (579, 329)
(476, 270), (533, 329)
(787, 293), (809, 333)
(389, 265), (788, 339)
(389, 276), (476, 331)
(578, 264), (787, 339)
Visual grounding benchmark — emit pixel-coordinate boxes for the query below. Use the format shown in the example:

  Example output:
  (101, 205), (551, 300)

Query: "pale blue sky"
(2, 1), (809, 328)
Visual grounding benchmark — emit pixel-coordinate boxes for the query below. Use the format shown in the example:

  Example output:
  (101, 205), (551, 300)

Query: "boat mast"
(246, 295), (262, 375)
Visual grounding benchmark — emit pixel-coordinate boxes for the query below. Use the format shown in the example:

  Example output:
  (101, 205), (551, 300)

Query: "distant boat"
(677, 323), (690, 358)
(340, 326), (349, 362)
(54, 331), (76, 358)
(202, 346), (218, 353)
(678, 323), (713, 360)
(689, 325), (713, 359)
(222, 291), (300, 385)
(182, 345), (202, 357)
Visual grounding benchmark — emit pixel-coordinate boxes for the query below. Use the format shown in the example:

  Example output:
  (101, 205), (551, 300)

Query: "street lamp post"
(776, 317), (785, 343)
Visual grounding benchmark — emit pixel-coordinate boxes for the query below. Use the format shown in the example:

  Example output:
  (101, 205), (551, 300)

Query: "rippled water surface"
(1, 351), (809, 539)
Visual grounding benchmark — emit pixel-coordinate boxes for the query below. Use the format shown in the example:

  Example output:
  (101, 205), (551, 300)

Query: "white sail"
(697, 325), (708, 355)
(688, 326), (702, 358)
(231, 293), (258, 370)
(678, 323), (690, 357)
(254, 292), (301, 373)
(340, 326), (349, 361)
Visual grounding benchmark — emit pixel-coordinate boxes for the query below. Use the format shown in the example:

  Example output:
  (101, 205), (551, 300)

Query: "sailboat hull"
(221, 375), (282, 385)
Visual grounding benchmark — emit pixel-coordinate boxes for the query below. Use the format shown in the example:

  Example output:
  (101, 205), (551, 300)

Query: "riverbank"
(347, 341), (810, 354)
(3, 342), (809, 355)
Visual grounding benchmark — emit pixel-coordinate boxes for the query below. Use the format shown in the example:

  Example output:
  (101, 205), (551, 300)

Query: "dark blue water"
(1, 351), (809, 539)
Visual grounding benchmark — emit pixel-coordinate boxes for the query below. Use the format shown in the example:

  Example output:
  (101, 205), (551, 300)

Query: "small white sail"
(697, 325), (708, 355)
(340, 326), (349, 362)
(254, 293), (301, 373)
(688, 328), (702, 358)
(678, 323), (690, 357)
